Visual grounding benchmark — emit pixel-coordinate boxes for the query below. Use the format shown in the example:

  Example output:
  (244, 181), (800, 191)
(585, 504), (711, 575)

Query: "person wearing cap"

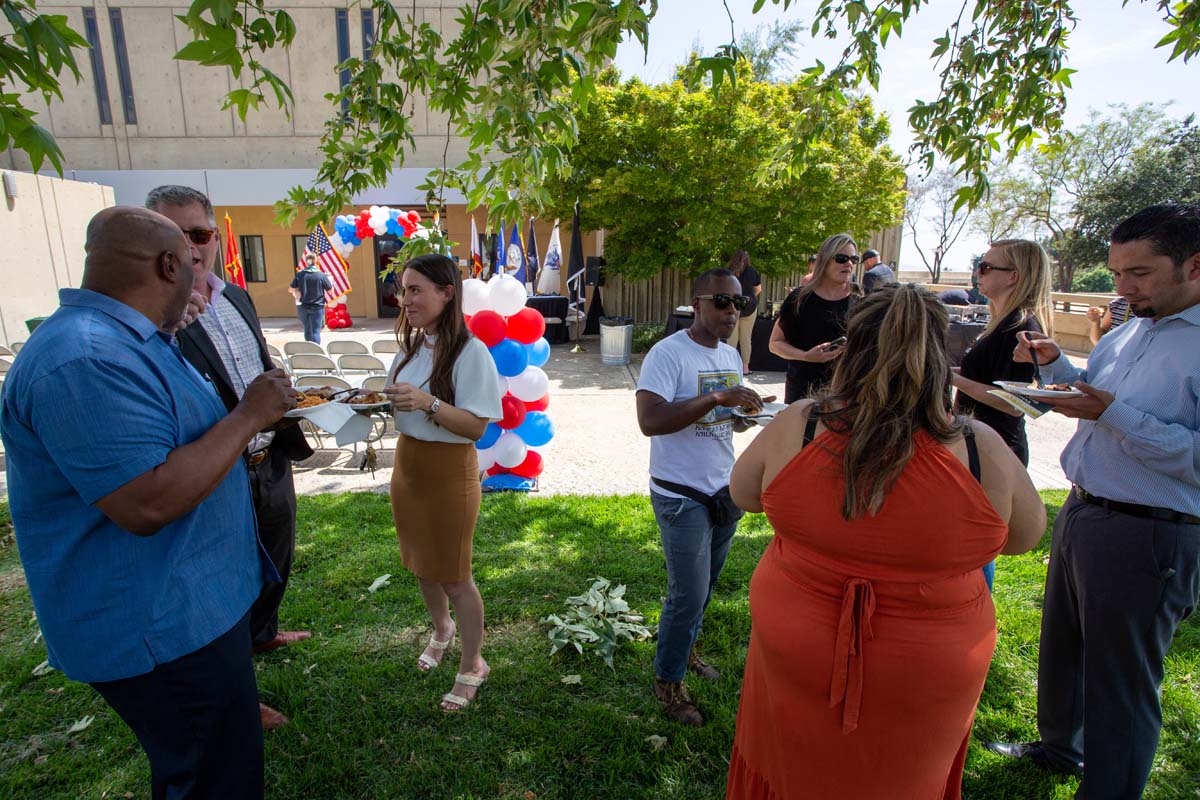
(860, 249), (896, 294)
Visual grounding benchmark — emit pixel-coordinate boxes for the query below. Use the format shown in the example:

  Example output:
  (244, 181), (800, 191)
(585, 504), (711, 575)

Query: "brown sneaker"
(688, 649), (720, 681)
(653, 677), (704, 727)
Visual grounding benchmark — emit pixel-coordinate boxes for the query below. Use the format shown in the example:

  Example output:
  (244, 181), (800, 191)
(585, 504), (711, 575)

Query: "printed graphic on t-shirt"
(696, 370), (741, 433)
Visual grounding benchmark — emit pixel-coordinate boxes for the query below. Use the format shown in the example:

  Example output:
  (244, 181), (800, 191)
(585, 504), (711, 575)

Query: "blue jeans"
(982, 560), (996, 592)
(298, 305), (324, 343)
(650, 491), (741, 683)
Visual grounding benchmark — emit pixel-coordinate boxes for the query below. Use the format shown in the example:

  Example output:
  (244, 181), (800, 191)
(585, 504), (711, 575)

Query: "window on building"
(81, 9), (113, 125)
(292, 235), (310, 269)
(108, 9), (137, 124)
(335, 9), (350, 112)
(240, 235), (267, 282)
(361, 9), (374, 60)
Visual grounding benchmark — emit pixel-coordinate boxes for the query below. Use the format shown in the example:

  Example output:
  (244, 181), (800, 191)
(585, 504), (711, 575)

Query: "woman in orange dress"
(726, 284), (1047, 799)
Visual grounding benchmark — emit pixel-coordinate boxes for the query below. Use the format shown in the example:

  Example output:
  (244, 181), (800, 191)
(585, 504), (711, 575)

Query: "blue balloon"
(526, 337), (551, 368)
(515, 411), (554, 447)
(347, 233), (362, 246)
(388, 208), (402, 221)
(482, 474), (536, 492)
(476, 422), (502, 450)
(385, 219), (401, 236)
(490, 339), (529, 378)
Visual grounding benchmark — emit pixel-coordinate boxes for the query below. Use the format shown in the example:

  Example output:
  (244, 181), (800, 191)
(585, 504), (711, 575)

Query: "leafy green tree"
(904, 167), (974, 282)
(737, 20), (805, 82)
(1071, 266), (1115, 293)
(541, 66), (904, 280)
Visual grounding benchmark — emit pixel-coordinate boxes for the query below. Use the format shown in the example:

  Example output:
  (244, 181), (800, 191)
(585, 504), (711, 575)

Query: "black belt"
(1073, 486), (1200, 525)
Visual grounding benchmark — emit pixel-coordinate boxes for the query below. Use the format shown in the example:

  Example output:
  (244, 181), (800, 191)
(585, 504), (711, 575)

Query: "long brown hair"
(983, 238), (1055, 338)
(727, 250), (750, 278)
(788, 233), (863, 313)
(390, 254), (471, 403)
(813, 283), (964, 519)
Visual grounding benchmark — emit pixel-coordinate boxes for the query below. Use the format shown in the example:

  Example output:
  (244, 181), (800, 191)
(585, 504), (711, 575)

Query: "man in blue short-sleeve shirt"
(1, 206), (299, 800)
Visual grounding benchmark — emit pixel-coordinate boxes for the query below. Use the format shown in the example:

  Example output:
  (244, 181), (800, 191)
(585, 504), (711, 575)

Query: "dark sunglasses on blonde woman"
(696, 293), (750, 311)
(833, 253), (860, 265)
(976, 261), (1016, 275)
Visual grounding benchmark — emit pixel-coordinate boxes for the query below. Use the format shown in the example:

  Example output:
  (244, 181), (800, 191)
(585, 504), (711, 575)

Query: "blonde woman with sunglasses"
(769, 234), (862, 403)
(950, 240), (1054, 467)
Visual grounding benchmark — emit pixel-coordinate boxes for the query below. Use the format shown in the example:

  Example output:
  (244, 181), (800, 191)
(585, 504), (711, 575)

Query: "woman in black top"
(951, 239), (1054, 466)
(727, 250), (761, 375)
(769, 233), (861, 403)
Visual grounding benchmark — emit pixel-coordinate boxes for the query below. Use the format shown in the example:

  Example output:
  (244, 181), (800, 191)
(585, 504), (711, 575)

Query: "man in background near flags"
(146, 185), (313, 732)
(470, 216), (484, 278)
(537, 220), (564, 296)
(290, 225), (348, 344)
(526, 218), (541, 292)
(224, 214), (247, 290)
(506, 222), (528, 285)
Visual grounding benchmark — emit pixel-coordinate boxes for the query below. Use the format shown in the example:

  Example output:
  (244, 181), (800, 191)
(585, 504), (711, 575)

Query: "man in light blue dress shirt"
(986, 205), (1200, 799)
(0, 207), (299, 799)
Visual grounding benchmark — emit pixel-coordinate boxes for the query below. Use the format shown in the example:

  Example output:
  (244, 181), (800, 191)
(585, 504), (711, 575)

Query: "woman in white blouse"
(383, 254), (503, 711)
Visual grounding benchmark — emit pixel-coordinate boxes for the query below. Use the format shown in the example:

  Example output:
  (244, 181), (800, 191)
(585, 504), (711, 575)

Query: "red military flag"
(223, 213), (246, 289)
(300, 224), (352, 304)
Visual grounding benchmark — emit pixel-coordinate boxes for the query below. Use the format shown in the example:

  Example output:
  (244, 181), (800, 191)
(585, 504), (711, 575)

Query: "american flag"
(300, 224), (352, 304)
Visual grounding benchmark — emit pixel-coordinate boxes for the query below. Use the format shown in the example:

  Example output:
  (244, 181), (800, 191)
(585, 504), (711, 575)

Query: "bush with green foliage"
(1071, 267), (1115, 294)
(632, 324), (666, 354)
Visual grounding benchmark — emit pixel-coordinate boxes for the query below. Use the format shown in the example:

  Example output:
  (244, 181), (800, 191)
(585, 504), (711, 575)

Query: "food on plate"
(342, 391), (388, 405)
(296, 392), (330, 409)
(1031, 382), (1075, 392)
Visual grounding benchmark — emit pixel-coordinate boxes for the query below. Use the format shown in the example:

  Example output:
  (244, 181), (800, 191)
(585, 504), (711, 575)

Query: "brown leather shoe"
(688, 649), (720, 681)
(253, 630), (312, 655)
(653, 677), (704, 727)
(259, 702), (289, 730)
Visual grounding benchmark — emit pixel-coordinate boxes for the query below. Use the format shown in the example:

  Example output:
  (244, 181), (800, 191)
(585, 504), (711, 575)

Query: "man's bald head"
(82, 206), (195, 327)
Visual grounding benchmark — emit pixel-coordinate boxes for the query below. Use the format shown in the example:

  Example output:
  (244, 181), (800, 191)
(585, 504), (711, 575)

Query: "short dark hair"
(863, 249), (880, 259)
(145, 185), (215, 223)
(693, 268), (736, 296)
(1111, 204), (1200, 267)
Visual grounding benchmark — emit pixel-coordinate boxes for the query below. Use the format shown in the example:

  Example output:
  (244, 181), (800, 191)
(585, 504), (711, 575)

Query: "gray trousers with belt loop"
(1037, 493), (1200, 799)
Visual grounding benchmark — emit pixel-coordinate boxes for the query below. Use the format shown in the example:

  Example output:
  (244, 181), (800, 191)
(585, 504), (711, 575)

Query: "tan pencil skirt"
(389, 434), (481, 583)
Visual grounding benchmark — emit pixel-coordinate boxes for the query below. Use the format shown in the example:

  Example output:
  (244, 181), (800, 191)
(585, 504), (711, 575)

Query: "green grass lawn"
(0, 492), (1197, 799)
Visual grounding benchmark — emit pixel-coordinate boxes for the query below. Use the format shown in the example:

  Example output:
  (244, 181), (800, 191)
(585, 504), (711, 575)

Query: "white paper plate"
(732, 401), (787, 420)
(993, 380), (1083, 399)
(284, 402), (333, 418)
(347, 402), (391, 412)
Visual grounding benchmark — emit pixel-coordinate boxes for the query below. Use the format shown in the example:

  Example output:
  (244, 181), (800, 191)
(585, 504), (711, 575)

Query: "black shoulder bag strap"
(802, 414), (819, 449)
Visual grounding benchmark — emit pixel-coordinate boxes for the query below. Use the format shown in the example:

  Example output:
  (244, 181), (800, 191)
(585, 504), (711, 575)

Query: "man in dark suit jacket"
(147, 185), (312, 730)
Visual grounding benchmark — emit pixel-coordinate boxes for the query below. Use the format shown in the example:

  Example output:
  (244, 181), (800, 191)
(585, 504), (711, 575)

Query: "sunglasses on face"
(832, 253), (860, 265)
(182, 228), (217, 246)
(976, 261), (1016, 275)
(696, 293), (750, 311)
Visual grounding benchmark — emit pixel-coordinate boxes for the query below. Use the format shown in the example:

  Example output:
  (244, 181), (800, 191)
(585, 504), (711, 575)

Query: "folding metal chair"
(284, 341), (325, 357)
(288, 353), (339, 376)
(337, 354), (386, 377)
(294, 375), (351, 390)
(327, 340), (369, 355)
(372, 339), (401, 355)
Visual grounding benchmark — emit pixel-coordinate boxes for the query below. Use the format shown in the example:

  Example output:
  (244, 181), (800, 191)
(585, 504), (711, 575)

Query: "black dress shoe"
(985, 741), (1083, 777)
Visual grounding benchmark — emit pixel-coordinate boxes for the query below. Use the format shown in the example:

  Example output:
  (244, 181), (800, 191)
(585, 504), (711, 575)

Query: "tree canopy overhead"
(543, 66), (905, 279)
(4, 0), (1199, 236)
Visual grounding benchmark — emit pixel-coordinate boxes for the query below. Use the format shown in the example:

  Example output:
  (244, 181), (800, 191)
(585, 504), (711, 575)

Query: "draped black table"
(662, 312), (789, 372)
(526, 295), (570, 344)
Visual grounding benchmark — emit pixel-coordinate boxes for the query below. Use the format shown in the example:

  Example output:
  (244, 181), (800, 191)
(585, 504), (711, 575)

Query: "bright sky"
(613, 0), (1200, 272)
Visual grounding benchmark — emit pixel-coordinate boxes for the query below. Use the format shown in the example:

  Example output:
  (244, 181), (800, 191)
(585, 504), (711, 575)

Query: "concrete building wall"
(0, 172), (115, 347)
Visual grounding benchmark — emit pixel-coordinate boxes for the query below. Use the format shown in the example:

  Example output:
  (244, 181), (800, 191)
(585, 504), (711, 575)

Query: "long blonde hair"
(788, 233), (863, 313)
(814, 284), (964, 519)
(984, 239), (1055, 338)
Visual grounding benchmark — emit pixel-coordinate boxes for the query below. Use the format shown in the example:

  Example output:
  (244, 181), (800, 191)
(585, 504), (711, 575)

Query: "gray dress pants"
(1037, 493), (1199, 799)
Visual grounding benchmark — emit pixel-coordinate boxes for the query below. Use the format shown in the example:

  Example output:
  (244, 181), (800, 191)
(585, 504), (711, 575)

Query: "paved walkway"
(0, 318), (1078, 499)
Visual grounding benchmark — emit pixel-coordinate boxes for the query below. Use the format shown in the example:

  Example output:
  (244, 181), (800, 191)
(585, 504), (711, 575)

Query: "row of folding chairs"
(270, 340), (400, 359)
(286, 352), (388, 377)
(294, 375), (388, 392)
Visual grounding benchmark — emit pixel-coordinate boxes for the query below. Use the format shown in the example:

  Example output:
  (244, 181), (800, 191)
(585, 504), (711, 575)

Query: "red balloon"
(401, 220), (417, 238)
(511, 450), (544, 479)
(486, 464), (507, 476)
(498, 394), (527, 430)
(463, 313), (473, 326)
(506, 307), (546, 344)
(355, 217), (373, 240)
(406, 210), (421, 223)
(525, 394), (550, 412)
(468, 310), (507, 347)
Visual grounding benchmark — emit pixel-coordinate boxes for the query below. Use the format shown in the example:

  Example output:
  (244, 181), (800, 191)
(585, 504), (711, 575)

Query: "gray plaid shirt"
(197, 275), (265, 399)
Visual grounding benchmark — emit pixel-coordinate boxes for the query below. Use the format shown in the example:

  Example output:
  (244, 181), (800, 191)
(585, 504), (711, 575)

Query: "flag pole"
(568, 199), (587, 353)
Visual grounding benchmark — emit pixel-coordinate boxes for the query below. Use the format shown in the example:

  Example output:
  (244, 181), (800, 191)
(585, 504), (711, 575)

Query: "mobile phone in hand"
(828, 336), (847, 349)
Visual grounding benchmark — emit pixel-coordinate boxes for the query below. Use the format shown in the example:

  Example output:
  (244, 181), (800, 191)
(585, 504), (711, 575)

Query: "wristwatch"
(427, 397), (441, 416)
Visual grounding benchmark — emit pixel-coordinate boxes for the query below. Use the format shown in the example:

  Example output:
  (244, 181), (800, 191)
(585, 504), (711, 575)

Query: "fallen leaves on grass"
(31, 660), (55, 677)
(645, 735), (668, 752)
(67, 715), (95, 734)
(561, 674), (582, 685)
(368, 574), (392, 593)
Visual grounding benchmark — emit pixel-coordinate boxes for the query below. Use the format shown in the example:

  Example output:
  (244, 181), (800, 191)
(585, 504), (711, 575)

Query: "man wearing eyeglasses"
(987, 205), (1200, 799)
(636, 269), (774, 727)
(146, 185), (313, 731)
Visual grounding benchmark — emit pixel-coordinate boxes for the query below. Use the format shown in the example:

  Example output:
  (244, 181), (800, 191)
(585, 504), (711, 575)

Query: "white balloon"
(487, 273), (503, 285)
(490, 275), (528, 317)
(493, 432), (527, 469)
(369, 205), (382, 216)
(462, 278), (490, 316)
(372, 223), (388, 236)
(496, 373), (509, 398)
(477, 445), (497, 471)
(508, 366), (549, 402)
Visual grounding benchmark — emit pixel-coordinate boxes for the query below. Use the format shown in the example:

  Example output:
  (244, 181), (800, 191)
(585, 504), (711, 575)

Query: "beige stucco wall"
(0, 172), (114, 347)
